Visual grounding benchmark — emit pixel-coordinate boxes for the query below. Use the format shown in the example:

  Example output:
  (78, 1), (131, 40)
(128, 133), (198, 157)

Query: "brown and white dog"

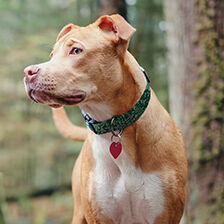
(24, 14), (188, 224)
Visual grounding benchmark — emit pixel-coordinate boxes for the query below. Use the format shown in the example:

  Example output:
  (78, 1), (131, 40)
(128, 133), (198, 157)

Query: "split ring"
(110, 117), (123, 137)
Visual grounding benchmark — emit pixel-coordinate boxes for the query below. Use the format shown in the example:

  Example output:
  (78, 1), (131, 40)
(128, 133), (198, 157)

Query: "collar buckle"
(82, 112), (98, 134)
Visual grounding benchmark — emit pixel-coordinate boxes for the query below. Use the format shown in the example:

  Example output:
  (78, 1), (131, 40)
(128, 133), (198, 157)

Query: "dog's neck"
(79, 51), (147, 122)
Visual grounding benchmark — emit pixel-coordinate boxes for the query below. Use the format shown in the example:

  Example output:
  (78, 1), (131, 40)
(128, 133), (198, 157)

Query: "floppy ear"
(109, 14), (136, 42)
(97, 14), (136, 51)
(56, 23), (79, 41)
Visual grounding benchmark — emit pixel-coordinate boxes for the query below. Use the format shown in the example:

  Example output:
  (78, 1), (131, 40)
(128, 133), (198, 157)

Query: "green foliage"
(4, 192), (73, 224)
(128, 0), (168, 107)
(0, 173), (5, 224)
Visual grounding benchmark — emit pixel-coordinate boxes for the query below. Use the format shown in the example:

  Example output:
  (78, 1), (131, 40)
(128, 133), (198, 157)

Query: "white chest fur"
(91, 135), (165, 224)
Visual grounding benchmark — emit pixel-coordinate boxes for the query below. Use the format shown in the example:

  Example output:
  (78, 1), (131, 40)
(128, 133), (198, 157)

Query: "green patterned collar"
(82, 67), (151, 135)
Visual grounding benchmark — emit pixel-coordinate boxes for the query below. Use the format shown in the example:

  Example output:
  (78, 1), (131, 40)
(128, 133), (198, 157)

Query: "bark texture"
(99, 0), (127, 19)
(165, 0), (224, 223)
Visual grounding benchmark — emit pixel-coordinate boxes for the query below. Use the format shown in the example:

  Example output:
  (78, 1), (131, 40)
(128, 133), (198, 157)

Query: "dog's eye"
(70, 47), (83, 55)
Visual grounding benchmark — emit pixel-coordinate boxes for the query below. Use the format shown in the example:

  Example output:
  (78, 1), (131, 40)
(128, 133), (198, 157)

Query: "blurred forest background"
(0, 0), (223, 223)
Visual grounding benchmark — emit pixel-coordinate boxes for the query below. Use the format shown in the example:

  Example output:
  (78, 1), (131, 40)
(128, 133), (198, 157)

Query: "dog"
(24, 14), (188, 224)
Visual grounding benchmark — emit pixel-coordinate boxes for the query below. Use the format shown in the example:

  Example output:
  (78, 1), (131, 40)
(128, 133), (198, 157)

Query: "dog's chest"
(91, 136), (164, 224)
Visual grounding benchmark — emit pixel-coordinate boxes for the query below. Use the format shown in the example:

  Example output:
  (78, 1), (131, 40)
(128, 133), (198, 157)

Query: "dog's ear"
(56, 24), (79, 41)
(97, 14), (136, 51)
(110, 14), (136, 42)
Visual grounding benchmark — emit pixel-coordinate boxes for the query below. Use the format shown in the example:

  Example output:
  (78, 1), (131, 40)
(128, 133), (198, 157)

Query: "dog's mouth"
(26, 88), (86, 107)
(57, 95), (86, 104)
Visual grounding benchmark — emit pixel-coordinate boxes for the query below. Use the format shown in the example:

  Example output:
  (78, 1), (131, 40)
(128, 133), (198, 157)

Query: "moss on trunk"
(192, 0), (224, 166)
(189, 0), (224, 222)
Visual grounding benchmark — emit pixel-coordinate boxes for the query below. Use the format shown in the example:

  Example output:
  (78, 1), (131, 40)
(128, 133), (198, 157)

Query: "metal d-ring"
(110, 117), (123, 138)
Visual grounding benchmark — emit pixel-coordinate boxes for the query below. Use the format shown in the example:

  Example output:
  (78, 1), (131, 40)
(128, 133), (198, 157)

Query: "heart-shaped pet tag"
(109, 142), (122, 159)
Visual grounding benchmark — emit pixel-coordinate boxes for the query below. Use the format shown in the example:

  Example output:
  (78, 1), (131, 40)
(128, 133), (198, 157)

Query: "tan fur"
(52, 107), (88, 142)
(24, 14), (188, 224)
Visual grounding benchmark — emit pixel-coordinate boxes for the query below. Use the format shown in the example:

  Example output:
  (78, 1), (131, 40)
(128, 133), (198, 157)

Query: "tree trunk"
(165, 0), (224, 223)
(99, 0), (127, 20)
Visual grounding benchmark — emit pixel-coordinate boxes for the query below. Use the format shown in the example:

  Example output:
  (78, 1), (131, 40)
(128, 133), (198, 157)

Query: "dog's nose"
(24, 65), (40, 77)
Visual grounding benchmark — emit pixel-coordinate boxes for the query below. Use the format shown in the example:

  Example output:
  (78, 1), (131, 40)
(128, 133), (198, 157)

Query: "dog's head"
(24, 14), (136, 108)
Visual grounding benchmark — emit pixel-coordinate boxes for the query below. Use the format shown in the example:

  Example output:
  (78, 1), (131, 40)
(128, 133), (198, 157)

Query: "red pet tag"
(109, 119), (123, 159)
(110, 141), (122, 159)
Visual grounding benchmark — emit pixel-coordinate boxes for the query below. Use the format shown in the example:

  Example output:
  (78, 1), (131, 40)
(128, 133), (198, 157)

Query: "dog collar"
(82, 67), (151, 135)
